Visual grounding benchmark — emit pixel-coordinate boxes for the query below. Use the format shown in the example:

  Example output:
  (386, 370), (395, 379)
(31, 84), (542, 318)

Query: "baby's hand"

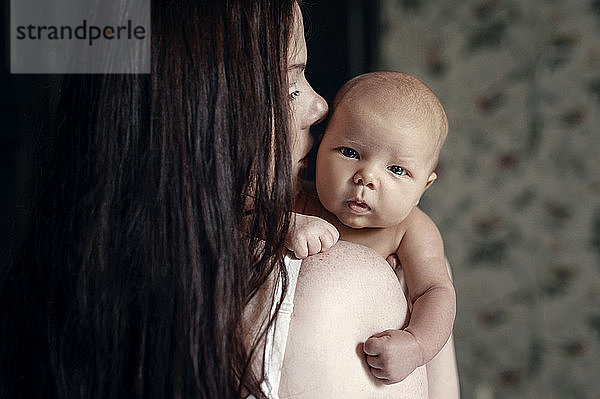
(285, 213), (339, 259)
(363, 329), (425, 385)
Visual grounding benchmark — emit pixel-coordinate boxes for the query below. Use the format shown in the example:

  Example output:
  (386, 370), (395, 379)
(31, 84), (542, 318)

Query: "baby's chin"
(335, 213), (384, 230)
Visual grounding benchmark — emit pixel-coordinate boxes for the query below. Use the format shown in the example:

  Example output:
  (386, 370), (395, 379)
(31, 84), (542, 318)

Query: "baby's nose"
(353, 170), (376, 189)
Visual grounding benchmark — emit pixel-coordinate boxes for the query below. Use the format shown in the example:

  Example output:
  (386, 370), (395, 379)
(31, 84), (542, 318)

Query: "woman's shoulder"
(280, 240), (428, 398)
(297, 240), (404, 302)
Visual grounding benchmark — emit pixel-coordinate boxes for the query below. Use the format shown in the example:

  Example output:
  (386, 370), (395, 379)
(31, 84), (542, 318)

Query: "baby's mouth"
(346, 200), (371, 214)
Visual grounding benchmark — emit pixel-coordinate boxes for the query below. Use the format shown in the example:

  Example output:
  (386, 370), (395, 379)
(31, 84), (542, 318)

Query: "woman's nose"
(353, 169), (376, 189)
(304, 86), (328, 128)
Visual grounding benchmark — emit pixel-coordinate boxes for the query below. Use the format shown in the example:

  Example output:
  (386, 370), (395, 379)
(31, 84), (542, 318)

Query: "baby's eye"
(389, 165), (407, 176)
(340, 147), (359, 159)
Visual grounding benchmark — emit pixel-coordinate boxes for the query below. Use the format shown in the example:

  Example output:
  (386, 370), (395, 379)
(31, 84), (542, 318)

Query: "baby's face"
(315, 100), (438, 229)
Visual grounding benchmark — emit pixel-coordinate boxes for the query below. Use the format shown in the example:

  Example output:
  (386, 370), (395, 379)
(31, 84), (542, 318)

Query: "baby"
(286, 71), (456, 384)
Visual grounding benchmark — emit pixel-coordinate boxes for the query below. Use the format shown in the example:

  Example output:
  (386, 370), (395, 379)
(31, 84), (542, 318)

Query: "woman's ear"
(424, 172), (437, 190)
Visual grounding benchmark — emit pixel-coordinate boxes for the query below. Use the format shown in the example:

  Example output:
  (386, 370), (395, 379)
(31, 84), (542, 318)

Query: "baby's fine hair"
(332, 71), (448, 167)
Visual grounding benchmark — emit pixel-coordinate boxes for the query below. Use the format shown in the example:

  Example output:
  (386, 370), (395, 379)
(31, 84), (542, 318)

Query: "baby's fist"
(363, 329), (424, 384)
(285, 213), (339, 259)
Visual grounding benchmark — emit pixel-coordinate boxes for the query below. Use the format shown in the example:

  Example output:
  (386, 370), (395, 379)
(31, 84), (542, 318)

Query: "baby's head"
(315, 71), (448, 229)
(330, 71), (448, 170)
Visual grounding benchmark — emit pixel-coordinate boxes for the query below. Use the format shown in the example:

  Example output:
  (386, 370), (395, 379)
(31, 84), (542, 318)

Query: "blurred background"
(2, 1), (600, 398)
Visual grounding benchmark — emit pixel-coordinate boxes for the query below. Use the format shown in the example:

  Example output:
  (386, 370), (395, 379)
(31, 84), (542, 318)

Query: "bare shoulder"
(292, 241), (408, 336)
(279, 241), (428, 398)
(403, 207), (439, 232)
(297, 240), (400, 292)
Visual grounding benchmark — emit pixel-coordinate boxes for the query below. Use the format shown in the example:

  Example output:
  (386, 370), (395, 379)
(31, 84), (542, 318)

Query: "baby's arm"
(363, 208), (456, 385)
(285, 212), (339, 259)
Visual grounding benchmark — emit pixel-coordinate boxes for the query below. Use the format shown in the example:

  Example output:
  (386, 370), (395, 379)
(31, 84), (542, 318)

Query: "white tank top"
(248, 254), (302, 399)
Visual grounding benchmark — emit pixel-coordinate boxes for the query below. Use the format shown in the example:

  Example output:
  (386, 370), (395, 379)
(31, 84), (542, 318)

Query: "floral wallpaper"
(379, 0), (600, 398)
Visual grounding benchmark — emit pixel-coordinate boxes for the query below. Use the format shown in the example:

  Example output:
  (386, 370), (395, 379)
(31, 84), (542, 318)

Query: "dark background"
(0, 1), (381, 275)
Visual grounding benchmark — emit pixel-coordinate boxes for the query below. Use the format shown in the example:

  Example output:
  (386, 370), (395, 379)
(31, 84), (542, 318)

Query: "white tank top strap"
(248, 253), (302, 399)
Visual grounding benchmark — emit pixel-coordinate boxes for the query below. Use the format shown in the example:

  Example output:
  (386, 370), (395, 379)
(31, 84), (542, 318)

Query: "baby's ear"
(424, 172), (437, 189)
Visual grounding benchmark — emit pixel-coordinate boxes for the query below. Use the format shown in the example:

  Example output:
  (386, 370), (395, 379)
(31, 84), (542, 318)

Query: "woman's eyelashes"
(289, 82), (301, 101)
(339, 147), (359, 159)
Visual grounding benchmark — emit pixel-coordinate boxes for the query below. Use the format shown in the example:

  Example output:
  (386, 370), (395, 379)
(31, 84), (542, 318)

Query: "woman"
(0, 1), (435, 398)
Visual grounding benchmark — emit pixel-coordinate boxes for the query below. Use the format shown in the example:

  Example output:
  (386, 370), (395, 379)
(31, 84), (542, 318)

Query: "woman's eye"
(289, 82), (301, 101)
(389, 165), (406, 176)
(340, 147), (359, 159)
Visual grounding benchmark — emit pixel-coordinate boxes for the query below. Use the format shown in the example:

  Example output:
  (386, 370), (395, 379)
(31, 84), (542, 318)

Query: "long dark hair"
(0, 1), (296, 397)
